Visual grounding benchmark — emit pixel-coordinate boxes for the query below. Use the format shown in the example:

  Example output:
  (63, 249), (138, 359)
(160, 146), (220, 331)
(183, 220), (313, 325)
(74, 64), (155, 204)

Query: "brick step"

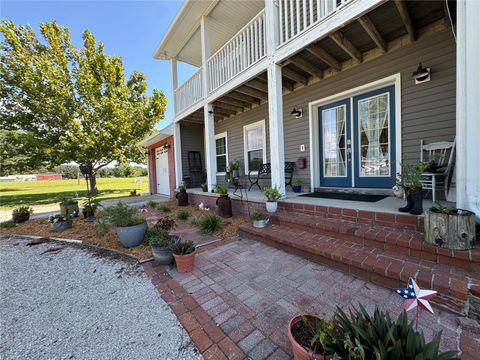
(239, 222), (480, 316)
(268, 210), (480, 272)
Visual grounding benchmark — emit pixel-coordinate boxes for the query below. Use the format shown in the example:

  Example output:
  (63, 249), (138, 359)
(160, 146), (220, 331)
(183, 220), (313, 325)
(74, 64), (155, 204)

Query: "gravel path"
(0, 235), (203, 360)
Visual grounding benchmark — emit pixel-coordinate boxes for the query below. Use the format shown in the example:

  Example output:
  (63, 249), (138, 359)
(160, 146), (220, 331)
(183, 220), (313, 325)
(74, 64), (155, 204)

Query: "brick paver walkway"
(144, 238), (480, 359)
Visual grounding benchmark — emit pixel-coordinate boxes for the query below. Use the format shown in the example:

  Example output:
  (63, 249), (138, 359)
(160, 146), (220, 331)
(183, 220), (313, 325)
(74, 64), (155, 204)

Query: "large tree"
(0, 20), (166, 191)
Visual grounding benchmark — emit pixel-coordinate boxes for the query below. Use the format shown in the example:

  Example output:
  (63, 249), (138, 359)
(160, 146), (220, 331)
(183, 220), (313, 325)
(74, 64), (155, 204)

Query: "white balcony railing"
(207, 10), (266, 94)
(279, 0), (352, 45)
(174, 68), (203, 115)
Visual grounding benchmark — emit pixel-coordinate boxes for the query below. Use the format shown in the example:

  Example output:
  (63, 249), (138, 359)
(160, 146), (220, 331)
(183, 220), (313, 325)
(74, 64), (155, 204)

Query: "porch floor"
(185, 188), (453, 215)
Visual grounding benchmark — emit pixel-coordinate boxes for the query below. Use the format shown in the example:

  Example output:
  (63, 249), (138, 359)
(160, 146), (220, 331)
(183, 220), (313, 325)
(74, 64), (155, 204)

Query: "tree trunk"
(89, 169), (98, 195)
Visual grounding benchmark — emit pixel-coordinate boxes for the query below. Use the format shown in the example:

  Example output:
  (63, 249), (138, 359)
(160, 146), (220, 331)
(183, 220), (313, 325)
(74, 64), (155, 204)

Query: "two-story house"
(153, 0), (479, 220)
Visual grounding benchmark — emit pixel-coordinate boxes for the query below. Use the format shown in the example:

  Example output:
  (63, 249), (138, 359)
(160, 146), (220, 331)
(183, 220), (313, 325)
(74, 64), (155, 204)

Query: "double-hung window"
(243, 120), (266, 174)
(215, 132), (228, 174)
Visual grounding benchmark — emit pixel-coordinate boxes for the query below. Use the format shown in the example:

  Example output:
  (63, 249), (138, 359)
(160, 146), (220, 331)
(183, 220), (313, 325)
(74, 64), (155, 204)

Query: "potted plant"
(201, 182), (208, 192)
(215, 185), (232, 218)
(262, 186), (282, 213)
(224, 171), (231, 183)
(59, 197), (79, 218)
(82, 197), (101, 220)
(171, 240), (196, 273)
(95, 202), (147, 248)
(424, 203), (476, 250)
(146, 216), (179, 264)
(288, 313), (335, 360)
(12, 206), (33, 223)
(250, 210), (269, 228)
(229, 160), (240, 180)
(49, 214), (73, 232)
(176, 184), (188, 206)
(292, 179), (302, 193)
(396, 162), (427, 215)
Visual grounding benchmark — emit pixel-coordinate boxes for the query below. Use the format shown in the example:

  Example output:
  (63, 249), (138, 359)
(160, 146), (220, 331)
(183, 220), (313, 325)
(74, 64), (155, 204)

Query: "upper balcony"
(157, 0), (372, 119)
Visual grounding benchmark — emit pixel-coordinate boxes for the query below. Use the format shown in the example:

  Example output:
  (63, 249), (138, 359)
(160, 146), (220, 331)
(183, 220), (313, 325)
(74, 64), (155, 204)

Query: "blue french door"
(319, 85), (396, 188)
(319, 99), (351, 187)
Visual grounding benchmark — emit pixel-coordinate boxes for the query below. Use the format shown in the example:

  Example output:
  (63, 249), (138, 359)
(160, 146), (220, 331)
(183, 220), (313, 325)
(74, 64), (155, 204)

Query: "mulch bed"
(1, 201), (248, 261)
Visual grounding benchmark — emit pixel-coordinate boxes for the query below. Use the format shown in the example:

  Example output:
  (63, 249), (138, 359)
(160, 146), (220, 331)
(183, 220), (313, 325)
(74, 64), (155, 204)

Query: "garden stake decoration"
(393, 278), (437, 330)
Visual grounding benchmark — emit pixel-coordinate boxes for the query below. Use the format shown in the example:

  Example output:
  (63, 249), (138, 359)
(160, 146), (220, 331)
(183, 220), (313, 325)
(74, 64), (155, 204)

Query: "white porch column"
(173, 122), (183, 188)
(265, 0), (286, 196)
(201, 16), (216, 191)
(456, 0), (480, 220)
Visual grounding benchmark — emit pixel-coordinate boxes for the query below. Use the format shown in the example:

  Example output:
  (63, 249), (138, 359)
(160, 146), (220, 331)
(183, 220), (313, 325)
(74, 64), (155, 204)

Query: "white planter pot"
(253, 218), (269, 228)
(266, 201), (278, 213)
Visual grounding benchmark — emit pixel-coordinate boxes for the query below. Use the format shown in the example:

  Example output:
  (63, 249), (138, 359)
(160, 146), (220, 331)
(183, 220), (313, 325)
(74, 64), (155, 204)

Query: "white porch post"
(173, 123), (183, 188)
(201, 15), (216, 191)
(265, 0), (286, 196)
(456, 0), (480, 219)
(171, 58), (178, 116)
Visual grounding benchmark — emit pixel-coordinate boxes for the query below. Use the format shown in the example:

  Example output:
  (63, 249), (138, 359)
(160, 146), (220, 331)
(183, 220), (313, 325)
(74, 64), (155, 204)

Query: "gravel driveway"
(0, 235), (203, 360)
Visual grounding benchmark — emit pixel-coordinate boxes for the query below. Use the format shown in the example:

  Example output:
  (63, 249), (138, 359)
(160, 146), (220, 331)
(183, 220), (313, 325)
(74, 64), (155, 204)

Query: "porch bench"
(248, 162), (296, 191)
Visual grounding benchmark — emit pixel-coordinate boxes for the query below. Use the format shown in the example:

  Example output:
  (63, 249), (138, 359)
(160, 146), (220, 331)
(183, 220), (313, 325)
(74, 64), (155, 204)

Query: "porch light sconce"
(162, 144), (171, 150)
(412, 62), (431, 84)
(208, 110), (214, 115)
(144, 151), (150, 156)
(291, 106), (303, 118)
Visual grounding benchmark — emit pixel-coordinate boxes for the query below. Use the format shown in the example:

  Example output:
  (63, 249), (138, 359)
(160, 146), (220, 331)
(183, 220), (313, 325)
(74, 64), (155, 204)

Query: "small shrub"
(12, 206), (33, 217)
(0, 220), (16, 228)
(262, 186), (281, 202)
(148, 200), (159, 209)
(145, 228), (175, 247)
(250, 210), (268, 221)
(171, 240), (195, 255)
(215, 185), (228, 195)
(177, 210), (190, 220)
(153, 216), (177, 232)
(158, 204), (171, 213)
(188, 215), (200, 227)
(95, 202), (145, 235)
(198, 214), (222, 233)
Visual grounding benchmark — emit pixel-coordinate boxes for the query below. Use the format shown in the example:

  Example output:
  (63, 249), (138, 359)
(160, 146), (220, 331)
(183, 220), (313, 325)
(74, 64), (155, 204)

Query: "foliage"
(250, 210), (268, 221)
(52, 165), (80, 179)
(397, 162), (427, 190)
(158, 204), (171, 213)
(198, 214), (222, 233)
(262, 186), (282, 202)
(12, 206), (33, 217)
(330, 305), (458, 360)
(295, 315), (336, 355)
(188, 215), (201, 227)
(178, 184), (186, 193)
(111, 163), (147, 178)
(171, 240), (196, 255)
(95, 202), (144, 234)
(153, 216), (176, 233)
(215, 185), (229, 195)
(224, 172), (231, 181)
(177, 210), (190, 220)
(81, 197), (101, 213)
(228, 160), (240, 171)
(201, 182), (208, 191)
(60, 197), (77, 205)
(148, 200), (159, 208)
(0, 177), (148, 210)
(0, 220), (16, 228)
(0, 20), (167, 192)
(48, 214), (69, 223)
(145, 227), (175, 248)
(293, 178), (302, 186)
(430, 203), (456, 214)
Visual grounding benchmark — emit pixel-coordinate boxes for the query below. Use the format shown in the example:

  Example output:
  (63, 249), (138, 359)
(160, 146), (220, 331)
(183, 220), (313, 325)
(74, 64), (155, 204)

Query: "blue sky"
(1, 0), (197, 129)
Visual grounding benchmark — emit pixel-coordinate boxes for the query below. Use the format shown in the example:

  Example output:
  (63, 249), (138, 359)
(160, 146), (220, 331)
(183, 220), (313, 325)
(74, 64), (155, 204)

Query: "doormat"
(299, 192), (389, 202)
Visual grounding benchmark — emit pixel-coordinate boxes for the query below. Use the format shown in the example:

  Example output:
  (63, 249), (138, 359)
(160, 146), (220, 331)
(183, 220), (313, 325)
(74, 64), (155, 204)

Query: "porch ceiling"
(209, 0), (451, 122)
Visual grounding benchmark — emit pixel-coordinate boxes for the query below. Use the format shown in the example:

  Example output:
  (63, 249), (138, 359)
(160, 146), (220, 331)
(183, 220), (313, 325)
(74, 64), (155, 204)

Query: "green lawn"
(0, 177), (149, 209)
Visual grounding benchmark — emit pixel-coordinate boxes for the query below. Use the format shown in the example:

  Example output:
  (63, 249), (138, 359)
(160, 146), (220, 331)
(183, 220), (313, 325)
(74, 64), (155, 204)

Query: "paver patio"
(144, 238), (480, 360)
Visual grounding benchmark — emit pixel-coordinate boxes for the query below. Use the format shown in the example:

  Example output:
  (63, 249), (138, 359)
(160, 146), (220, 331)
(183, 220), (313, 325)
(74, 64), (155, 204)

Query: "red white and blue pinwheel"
(393, 278), (437, 314)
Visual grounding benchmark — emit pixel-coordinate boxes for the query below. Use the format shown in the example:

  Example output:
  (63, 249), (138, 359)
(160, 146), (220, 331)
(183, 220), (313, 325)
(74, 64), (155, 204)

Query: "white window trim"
(215, 132), (228, 176)
(243, 120), (267, 175)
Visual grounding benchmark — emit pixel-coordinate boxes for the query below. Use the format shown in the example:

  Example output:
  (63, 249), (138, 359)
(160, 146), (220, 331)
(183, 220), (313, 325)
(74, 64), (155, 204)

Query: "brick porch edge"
(142, 260), (247, 360)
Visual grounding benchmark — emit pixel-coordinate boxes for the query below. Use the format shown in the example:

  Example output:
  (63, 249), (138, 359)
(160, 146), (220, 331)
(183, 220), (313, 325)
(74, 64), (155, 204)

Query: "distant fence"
(0, 173), (62, 183)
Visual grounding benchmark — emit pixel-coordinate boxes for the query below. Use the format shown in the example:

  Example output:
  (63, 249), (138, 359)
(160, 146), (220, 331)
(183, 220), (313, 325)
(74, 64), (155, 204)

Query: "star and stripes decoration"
(393, 278), (437, 314)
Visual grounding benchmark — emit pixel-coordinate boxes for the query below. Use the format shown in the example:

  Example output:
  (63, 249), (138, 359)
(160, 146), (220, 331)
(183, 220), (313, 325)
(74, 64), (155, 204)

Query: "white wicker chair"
(420, 138), (455, 203)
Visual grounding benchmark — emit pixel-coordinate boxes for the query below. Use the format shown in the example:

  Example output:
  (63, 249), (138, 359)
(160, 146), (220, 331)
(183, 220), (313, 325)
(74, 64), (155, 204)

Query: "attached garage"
(139, 124), (175, 197)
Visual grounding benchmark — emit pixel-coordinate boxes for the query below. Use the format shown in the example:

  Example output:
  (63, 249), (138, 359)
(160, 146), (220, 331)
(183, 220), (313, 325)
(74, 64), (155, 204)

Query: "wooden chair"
(420, 138), (455, 203)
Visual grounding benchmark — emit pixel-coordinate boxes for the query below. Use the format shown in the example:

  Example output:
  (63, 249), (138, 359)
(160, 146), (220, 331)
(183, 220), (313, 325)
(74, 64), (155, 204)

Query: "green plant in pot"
(12, 206), (33, 223)
(171, 240), (196, 273)
(59, 197), (79, 218)
(147, 216), (179, 264)
(215, 185), (232, 218)
(82, 197), (102, 220)
(229, 160), (240, 180)
(250, 210), (269, 228)
(201, 182), (208, 192)
(49, 214), (73, 232)
(95, 202), (147, 248)
(288, 313), (336, 360)
(262, 186), (282, 213)
(292, 178), (302, 193)
(176, 184), (188, 206)
(397, 162), (427, 215)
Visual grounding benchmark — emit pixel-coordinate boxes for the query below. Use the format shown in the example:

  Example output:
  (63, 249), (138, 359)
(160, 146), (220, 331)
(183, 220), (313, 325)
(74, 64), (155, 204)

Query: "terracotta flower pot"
(173, 249), (196, 272)
(288, 315), (330, 360)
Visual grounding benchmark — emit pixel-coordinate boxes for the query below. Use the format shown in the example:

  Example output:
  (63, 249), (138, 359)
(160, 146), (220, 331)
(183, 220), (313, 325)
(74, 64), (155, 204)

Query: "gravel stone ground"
(0, 235), (203, 360)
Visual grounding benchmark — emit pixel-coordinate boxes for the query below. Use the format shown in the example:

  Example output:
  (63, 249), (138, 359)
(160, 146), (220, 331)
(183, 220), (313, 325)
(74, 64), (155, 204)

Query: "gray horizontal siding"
(211, 29), (456, 188)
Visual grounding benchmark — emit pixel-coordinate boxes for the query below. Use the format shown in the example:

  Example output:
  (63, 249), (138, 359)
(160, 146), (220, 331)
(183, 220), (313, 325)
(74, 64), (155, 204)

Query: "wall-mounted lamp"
(162, 144), (171, 151)
(291, 106), (303, 118)
(144, 150), (150, 156)
(208, 110), (214, 115)
(412, 62), (431, 84)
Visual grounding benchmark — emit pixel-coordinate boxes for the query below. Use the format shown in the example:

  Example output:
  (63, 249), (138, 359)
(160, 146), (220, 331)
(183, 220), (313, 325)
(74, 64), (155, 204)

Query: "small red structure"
(36, 173), (62, 181)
